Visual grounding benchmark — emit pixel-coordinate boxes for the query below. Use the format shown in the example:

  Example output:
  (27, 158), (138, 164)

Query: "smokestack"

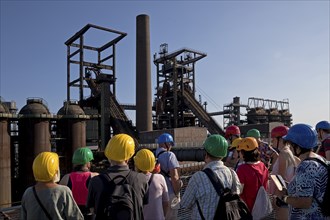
(136, 14), (152, 132)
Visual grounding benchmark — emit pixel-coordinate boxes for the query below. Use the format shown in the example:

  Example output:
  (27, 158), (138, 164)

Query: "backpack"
(197, 168), (252, 220)
(101, 171), (136, 220)
(247, 165), (273, 220)
(305, 157), (330, 216)
(252, 185), (273, 220)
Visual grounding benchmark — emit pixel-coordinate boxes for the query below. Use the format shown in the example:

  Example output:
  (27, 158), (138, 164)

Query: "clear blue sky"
(1, 1), (329, 128)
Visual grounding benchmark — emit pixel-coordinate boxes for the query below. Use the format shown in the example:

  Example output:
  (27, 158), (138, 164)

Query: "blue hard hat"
(283, 123), (317, 149)
(158, 133), (175, 146)
(315, 120), (330, 130)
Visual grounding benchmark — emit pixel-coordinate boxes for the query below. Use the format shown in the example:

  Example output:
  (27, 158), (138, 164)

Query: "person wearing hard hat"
(224, 125), (242, 169)
(315, 120), (330, 160)
(236, 137), (269, 213)
(155, 133), (181, 220)
(86, 134), (148, 220)
(181, 134), (242, 219)
(246, 128), (278, 170)
(134, 149), (169, 220)
(228, 137), (245, 171)
(21, 152), (83, 220)
(60, 147), (99, 217)
(275, 124), (328, 219)
(269, 126), (300, 220)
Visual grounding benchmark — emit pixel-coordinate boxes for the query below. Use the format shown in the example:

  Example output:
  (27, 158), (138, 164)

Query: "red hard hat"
(225, 125), (240, 138)
(271, 125), (289, 138)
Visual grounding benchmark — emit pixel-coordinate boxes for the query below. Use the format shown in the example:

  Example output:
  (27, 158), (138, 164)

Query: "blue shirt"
(287, 156), (328, 220)
(155, 147), (180, 195)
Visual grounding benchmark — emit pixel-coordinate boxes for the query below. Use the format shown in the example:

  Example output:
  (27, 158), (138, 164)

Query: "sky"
(1, 0), (329, 128)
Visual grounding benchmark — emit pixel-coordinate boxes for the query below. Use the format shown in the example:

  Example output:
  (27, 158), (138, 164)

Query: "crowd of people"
(20, 120), (329, 220)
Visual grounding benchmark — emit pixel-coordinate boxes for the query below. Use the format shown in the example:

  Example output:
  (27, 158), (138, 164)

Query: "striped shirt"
(181, 160), (242, 220)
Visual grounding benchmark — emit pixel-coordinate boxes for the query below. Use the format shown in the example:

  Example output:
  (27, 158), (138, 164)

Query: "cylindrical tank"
(0, 102), (11, 208)
(18, 98), (52, 197)
(57, 101), (87, 174)
(136, 14), (152, 132)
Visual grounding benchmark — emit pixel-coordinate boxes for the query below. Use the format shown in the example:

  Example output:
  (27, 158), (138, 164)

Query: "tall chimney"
(136, 14), (152, 132)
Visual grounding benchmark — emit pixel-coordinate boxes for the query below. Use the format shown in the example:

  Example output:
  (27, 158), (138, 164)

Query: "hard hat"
(134, 149), (156, 172)
(158, 133), (175, 146)
(225, 125), (241, 138)
(203, 134), (228, 158)
(271, 126), (289, 138)
(237, 137), (258, 151)
(33, 152), (59, 182)
(230, 137), (243, 149)
(72, 147), (94, 165)
(105, 134), (135, 161)
(246, 129), (261, 138)
(315, 120), (330, 130)
(283, 124), (317, 149)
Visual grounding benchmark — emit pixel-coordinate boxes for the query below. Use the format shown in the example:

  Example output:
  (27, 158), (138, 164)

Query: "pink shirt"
(69, 171), (91, 205)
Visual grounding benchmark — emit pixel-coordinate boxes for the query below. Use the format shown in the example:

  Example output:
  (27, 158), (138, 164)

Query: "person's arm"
(282, 195), (313, 209)
(181, 173), (198, 209)
(169, 168), (181, 196)
(162, 200), (169, 217)
(277, 152), (288, 179)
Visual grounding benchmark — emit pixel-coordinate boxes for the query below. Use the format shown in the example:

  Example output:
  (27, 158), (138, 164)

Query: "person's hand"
(275, 196), (288, 208)
(274, 187), (287, 198)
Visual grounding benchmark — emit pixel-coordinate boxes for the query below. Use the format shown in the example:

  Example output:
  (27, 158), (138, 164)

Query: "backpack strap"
(148, 173), (154, 185)
(32, 186), (53, 220)
(196, 168), (226, 220)
(102, 170), (131, 185)
(202, 168), (225, 196)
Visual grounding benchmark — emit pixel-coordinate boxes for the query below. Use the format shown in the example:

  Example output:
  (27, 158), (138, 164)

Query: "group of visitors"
(20, 120), (329, 220)
(182, 121), (329, 220)
(20, 132), (180, 220)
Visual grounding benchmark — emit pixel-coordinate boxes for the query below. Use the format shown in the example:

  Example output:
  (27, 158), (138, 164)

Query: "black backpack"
(101, 171), (136, 220)
(197, 168), (252, 220)
(305, 157), (330, 216)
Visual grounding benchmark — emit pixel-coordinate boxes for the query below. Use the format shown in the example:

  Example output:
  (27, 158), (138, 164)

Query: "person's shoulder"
(55, 184), (71, 192)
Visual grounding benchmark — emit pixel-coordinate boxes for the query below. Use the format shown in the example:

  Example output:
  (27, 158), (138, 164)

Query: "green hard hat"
(203, 134), (228, 158)
(246, 129), (260, 138)
(72, 147), (94, 165)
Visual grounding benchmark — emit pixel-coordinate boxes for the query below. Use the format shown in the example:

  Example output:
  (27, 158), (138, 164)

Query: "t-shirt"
(155, 148), (180, 195)
(20, 185), (83, 220)
(143, 173), (169, 220)
(86, 165), (148, 220)
(236, 162), (269, 211)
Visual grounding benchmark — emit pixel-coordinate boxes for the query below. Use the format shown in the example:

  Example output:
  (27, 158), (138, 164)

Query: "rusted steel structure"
(18, 98), (52, 198)
(153, 44), (225, 135)
(65, 24), (136, 150)
(0, 102), (12, 208)
(57, 101), (88, 173)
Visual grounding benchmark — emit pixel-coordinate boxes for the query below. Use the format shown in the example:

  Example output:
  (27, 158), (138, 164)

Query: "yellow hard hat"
(237, 137), (258, 151)
(134, 149), (156, 172)
(105, 134), (135, 161)
(230, 137), (243, 149)
(33, 152), (59, 182)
